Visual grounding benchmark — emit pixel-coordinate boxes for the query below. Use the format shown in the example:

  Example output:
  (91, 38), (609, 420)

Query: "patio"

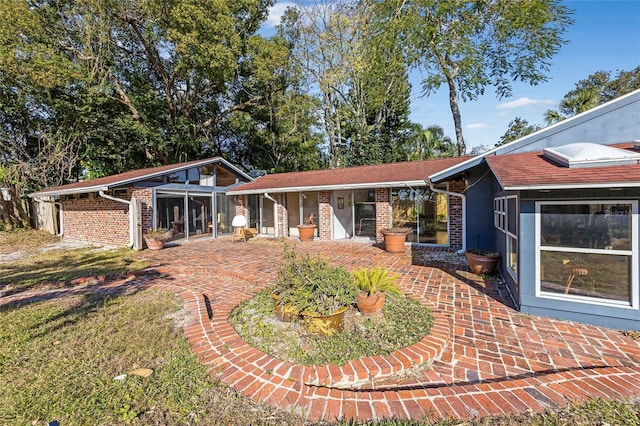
(3, 237), (639, 422)
(130, 238), (640, 422)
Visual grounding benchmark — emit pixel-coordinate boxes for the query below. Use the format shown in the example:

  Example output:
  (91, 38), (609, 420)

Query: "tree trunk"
(446, 75), (466, 156)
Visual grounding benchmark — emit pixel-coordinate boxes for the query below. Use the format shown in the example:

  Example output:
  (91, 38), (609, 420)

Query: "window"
(391, 187), (448, 245)
(494, 195), (518, 276)
(537, 201), (637, 307)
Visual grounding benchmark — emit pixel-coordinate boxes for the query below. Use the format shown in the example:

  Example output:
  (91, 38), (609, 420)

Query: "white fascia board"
(229, 180), (428, 195)
(504, 182), (640, 191)
(111, 157), (252, 188)
(430, 89), (640, 183)
(30, 185), (110, 197)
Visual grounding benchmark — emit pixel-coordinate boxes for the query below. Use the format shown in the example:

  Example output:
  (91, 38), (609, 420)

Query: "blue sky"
(264, 1), (640, 152)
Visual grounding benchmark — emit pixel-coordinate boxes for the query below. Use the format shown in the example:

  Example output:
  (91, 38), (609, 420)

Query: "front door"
(333, 190), (353, 239)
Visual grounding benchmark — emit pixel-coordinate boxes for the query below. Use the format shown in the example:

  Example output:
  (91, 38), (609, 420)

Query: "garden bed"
(230, 288), (434, 366)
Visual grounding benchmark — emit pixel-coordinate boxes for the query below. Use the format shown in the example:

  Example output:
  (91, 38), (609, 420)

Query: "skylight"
(543, 142), (640, 168)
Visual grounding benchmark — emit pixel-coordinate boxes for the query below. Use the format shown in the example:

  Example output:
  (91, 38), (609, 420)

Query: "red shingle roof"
(229, 157), (470, 193)
(31, 157), (236, 196)
(486, 143), (640, 189)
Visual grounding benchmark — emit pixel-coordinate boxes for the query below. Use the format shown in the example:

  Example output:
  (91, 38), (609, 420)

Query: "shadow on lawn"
(0, 269), (174, 338)
(0, 249), (146, 297)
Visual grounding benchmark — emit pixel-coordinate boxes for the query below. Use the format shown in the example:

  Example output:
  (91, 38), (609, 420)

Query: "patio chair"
(231, 215), (248, 242)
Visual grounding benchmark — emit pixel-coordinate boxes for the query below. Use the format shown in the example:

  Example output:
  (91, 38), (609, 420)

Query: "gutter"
(99, 191), (134, 247)
(229, 180), (429, 195)
(427, 180), (466, 254)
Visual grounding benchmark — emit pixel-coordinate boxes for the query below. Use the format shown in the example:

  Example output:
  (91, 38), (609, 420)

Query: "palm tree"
(544, 88), (600, 125)
(404, 124), (456, 160)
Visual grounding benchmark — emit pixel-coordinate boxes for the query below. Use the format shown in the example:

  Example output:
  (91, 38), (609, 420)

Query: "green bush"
(274, 245), (355, 316)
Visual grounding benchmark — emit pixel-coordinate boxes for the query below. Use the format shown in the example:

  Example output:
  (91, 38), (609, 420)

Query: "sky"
(263, 1), (640, 152)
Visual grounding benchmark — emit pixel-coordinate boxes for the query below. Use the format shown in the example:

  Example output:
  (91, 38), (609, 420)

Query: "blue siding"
(518, 192), (640, 330)
(464, 164), (497, 251)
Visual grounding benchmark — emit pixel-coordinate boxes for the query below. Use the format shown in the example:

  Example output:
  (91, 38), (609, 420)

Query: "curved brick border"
(4, 240), (640, 423)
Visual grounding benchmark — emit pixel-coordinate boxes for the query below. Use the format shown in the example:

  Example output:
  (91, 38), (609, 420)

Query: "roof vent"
(543, 142), (640, 168)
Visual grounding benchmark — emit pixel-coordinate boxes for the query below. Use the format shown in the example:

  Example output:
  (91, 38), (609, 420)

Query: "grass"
(2, 229), (640, 425)
(0, 230), (148, 294)
(230, 289), (434, 366)
(0, 289), (300, 425)
(0, 228), (59, 254)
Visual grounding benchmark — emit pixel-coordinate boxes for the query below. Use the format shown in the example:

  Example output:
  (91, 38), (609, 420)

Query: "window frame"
(494, 195), (518, 278)
(535, 200), (638, 309)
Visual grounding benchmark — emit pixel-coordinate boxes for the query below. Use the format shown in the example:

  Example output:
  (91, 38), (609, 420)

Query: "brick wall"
(318, 190), (331, 240)
(375, 188), (391, 242)
(61, 188), (153, 248)
(62, 192), (131, 247)
(273, 193), (286, 238)
(135, 188), (153, 237)
(447, 180), (465, 250)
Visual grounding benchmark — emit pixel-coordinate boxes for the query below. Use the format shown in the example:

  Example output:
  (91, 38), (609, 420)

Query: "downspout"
(427, 180), (466, 254)
(99, 191), (134, 247)
(264, 192), (278, 238)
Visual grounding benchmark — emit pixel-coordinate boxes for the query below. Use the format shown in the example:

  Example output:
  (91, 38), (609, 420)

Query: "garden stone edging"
(166, 264), (453, 391)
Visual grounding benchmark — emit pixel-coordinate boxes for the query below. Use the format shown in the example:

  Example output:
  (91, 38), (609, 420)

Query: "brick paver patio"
(4, 238), (640, 422)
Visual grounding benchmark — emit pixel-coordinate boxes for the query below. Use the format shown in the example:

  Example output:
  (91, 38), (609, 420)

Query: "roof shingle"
(229, 157), (470, 193)
(486, 143), (640, 189)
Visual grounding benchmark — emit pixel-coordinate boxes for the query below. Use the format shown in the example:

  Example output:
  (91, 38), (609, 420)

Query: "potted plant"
(144, 227), (173, 250)
(272, 245), (355, 335)
(297, 212), (317, 242)
(380, 227), (411, 253)
(464, 249), (500, 275)
(352, 266), (401, 315)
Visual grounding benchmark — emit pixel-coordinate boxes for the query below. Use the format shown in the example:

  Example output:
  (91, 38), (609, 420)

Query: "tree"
(284, 0), (412, 167)
(401, 124), (456, 160)
(544, 88), (599, 124)
(374, 0), (573, 156)
(497, 117), (541, 146)
(544, 66), (640, 124)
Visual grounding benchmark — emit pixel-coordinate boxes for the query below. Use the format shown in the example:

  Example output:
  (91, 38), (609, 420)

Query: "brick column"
(447, 180), (465, 250)
(375, 188), (390, 243)
(273, 193), (286, 238)
(318, 190), (332, 240)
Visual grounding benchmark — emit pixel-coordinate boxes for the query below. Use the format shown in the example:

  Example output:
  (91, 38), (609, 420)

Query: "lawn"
(1, 230), (148, 295)
(1, 229), (639, 425)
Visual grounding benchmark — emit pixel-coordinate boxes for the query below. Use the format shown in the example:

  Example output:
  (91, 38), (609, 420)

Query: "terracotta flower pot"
(297, 224), (316, 242)
(464, 250), (500, 275)
(303, 306), (348, 336)
(144, 238), (165, 250)
(356, 292), (386, 315)
(381, 229), (410, 253)
(271, 292), (298, 322)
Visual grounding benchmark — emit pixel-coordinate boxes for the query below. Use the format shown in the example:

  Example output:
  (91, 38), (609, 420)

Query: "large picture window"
(391, 187), (448, 245)
(536, 201), (637, 307)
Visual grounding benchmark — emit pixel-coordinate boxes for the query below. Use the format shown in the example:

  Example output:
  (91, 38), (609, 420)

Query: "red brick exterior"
(61, 188), (153, 248)
(135, 188), (153, 237)
(447, 180), (465, 250)
(60, 184), (464, 248)
(230, 185), (464, 248)
(318, 190), (332, 240)
(375, 188), (391, 242)
(273, 193), (286, 238)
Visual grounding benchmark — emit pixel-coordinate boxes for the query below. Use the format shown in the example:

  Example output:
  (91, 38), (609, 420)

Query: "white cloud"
(264, 2), (297, 28)
(467, 123), (490, 129)
(496, 97), (554, 110)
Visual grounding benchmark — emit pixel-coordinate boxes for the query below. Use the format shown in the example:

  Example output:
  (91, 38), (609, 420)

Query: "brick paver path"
(4, 238), (640, 422)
